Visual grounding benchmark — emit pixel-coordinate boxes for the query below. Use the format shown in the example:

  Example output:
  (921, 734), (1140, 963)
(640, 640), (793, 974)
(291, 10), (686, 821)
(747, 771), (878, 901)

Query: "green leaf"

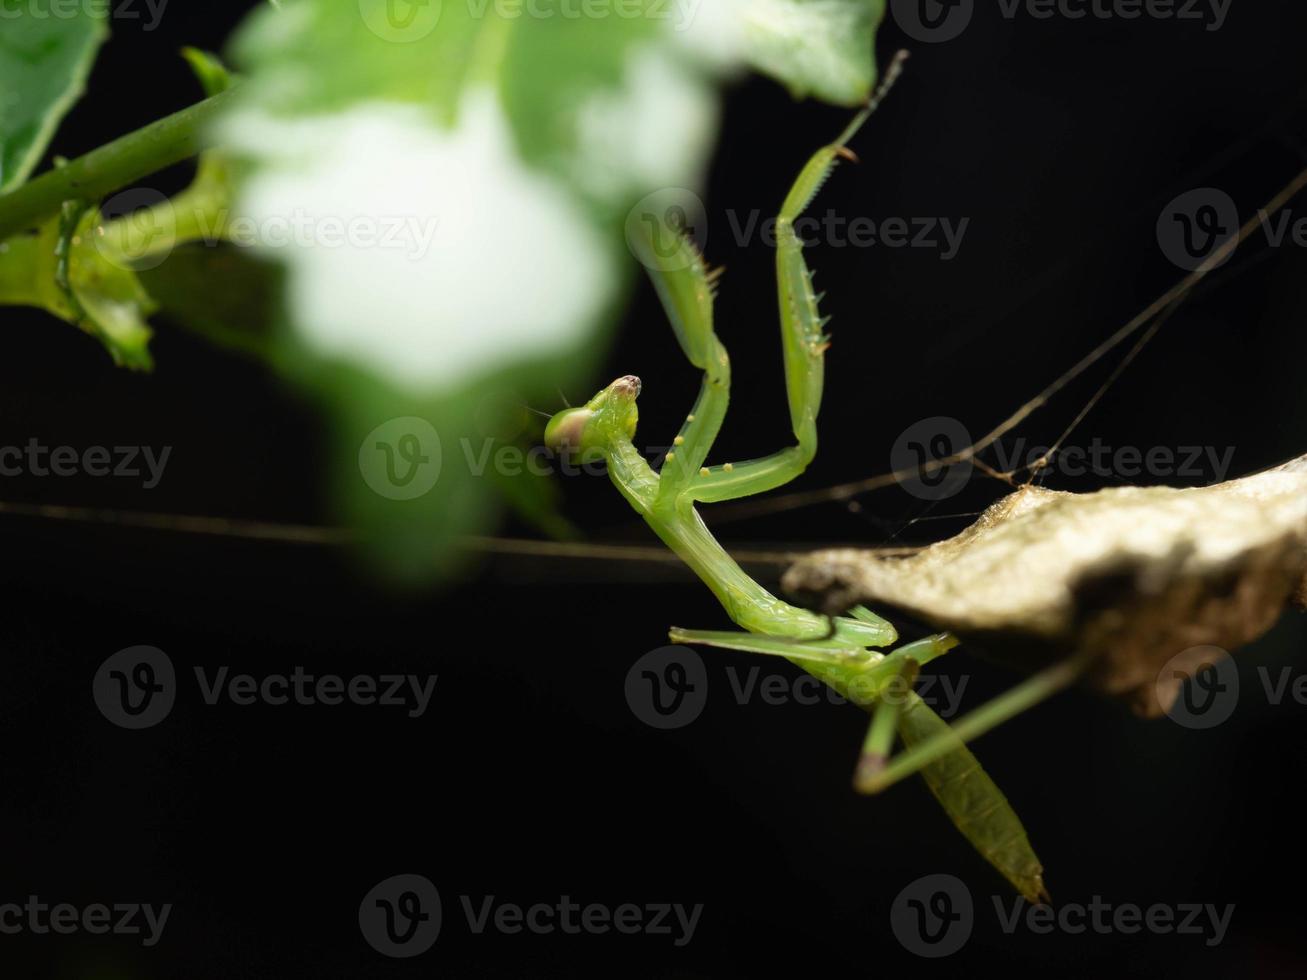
(740, 0), (887, 105)
(225, 2), (685, 207)
(0, 201), (154, 368)
(207, 0), (886, 579)
(213, 1), (704, 579)
(181, 46), (236, 97)
(0, 1), (107, 191)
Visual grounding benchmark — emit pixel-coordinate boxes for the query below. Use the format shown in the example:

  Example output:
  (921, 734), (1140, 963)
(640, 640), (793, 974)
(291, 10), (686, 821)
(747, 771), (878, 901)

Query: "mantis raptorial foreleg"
(677, 108), (878, 506)
(637, 232), (729, 495)
(653, 54), (910, 507)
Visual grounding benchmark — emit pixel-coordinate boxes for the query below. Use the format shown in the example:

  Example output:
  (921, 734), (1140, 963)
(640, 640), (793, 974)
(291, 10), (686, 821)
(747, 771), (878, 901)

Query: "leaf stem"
(0, 90), (233, 241)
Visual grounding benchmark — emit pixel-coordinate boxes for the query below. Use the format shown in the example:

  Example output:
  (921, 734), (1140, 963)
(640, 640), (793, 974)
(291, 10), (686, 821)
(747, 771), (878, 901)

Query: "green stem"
(856, 657), (919, 788)
(0, 91), (233, 241)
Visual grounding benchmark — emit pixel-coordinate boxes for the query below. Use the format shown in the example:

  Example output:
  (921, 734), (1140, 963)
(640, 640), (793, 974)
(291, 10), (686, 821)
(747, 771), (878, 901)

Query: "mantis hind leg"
(848, 639), (1078, 904)
(675, 624), (1055, 902)
(856, 652), (1094, 795)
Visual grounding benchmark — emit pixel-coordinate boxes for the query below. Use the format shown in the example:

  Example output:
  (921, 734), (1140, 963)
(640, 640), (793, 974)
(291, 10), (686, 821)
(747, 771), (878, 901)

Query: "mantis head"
(544, 375), (641, 457)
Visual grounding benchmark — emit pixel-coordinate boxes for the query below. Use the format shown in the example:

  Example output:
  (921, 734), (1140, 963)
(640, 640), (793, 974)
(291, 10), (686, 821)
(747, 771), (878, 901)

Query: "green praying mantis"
(544, 59), (1060, 902)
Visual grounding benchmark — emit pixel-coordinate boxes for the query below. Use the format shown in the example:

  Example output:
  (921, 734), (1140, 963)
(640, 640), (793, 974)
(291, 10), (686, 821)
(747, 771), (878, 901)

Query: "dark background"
(4, 2), (1307, 976)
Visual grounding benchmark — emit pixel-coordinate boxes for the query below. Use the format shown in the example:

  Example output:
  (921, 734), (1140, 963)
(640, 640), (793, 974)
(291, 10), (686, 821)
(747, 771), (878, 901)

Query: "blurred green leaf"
(0, 0), (888, 584)
(740, 0), (887, 105)
(138, 244), (282, 358)
(205, 0), (885, 580)
(215, 1), (705, 579)
(0, 1), (107, 191)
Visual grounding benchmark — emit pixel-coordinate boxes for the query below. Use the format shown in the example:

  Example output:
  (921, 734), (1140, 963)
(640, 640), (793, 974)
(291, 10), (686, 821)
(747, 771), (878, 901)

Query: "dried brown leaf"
(783, 455), (1307, 716)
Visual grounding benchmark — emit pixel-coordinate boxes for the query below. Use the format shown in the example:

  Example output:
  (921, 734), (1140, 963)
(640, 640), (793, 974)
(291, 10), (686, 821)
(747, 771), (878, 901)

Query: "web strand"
(706, 164), (1307, 525)
(3, 166), (1306, 564)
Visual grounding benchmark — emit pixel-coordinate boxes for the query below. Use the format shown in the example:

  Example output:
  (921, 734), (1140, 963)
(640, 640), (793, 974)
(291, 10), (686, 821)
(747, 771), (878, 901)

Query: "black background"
(4, 2), (1307, 976)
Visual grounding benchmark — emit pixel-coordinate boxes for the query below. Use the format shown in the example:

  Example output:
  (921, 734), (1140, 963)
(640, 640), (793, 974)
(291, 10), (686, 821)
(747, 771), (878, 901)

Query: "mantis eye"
(544, 407), (594, 455)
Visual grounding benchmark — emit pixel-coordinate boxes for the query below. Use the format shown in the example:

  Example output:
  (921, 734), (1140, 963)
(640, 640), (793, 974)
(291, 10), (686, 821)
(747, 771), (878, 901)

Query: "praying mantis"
(543, 58), (1052, 902)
